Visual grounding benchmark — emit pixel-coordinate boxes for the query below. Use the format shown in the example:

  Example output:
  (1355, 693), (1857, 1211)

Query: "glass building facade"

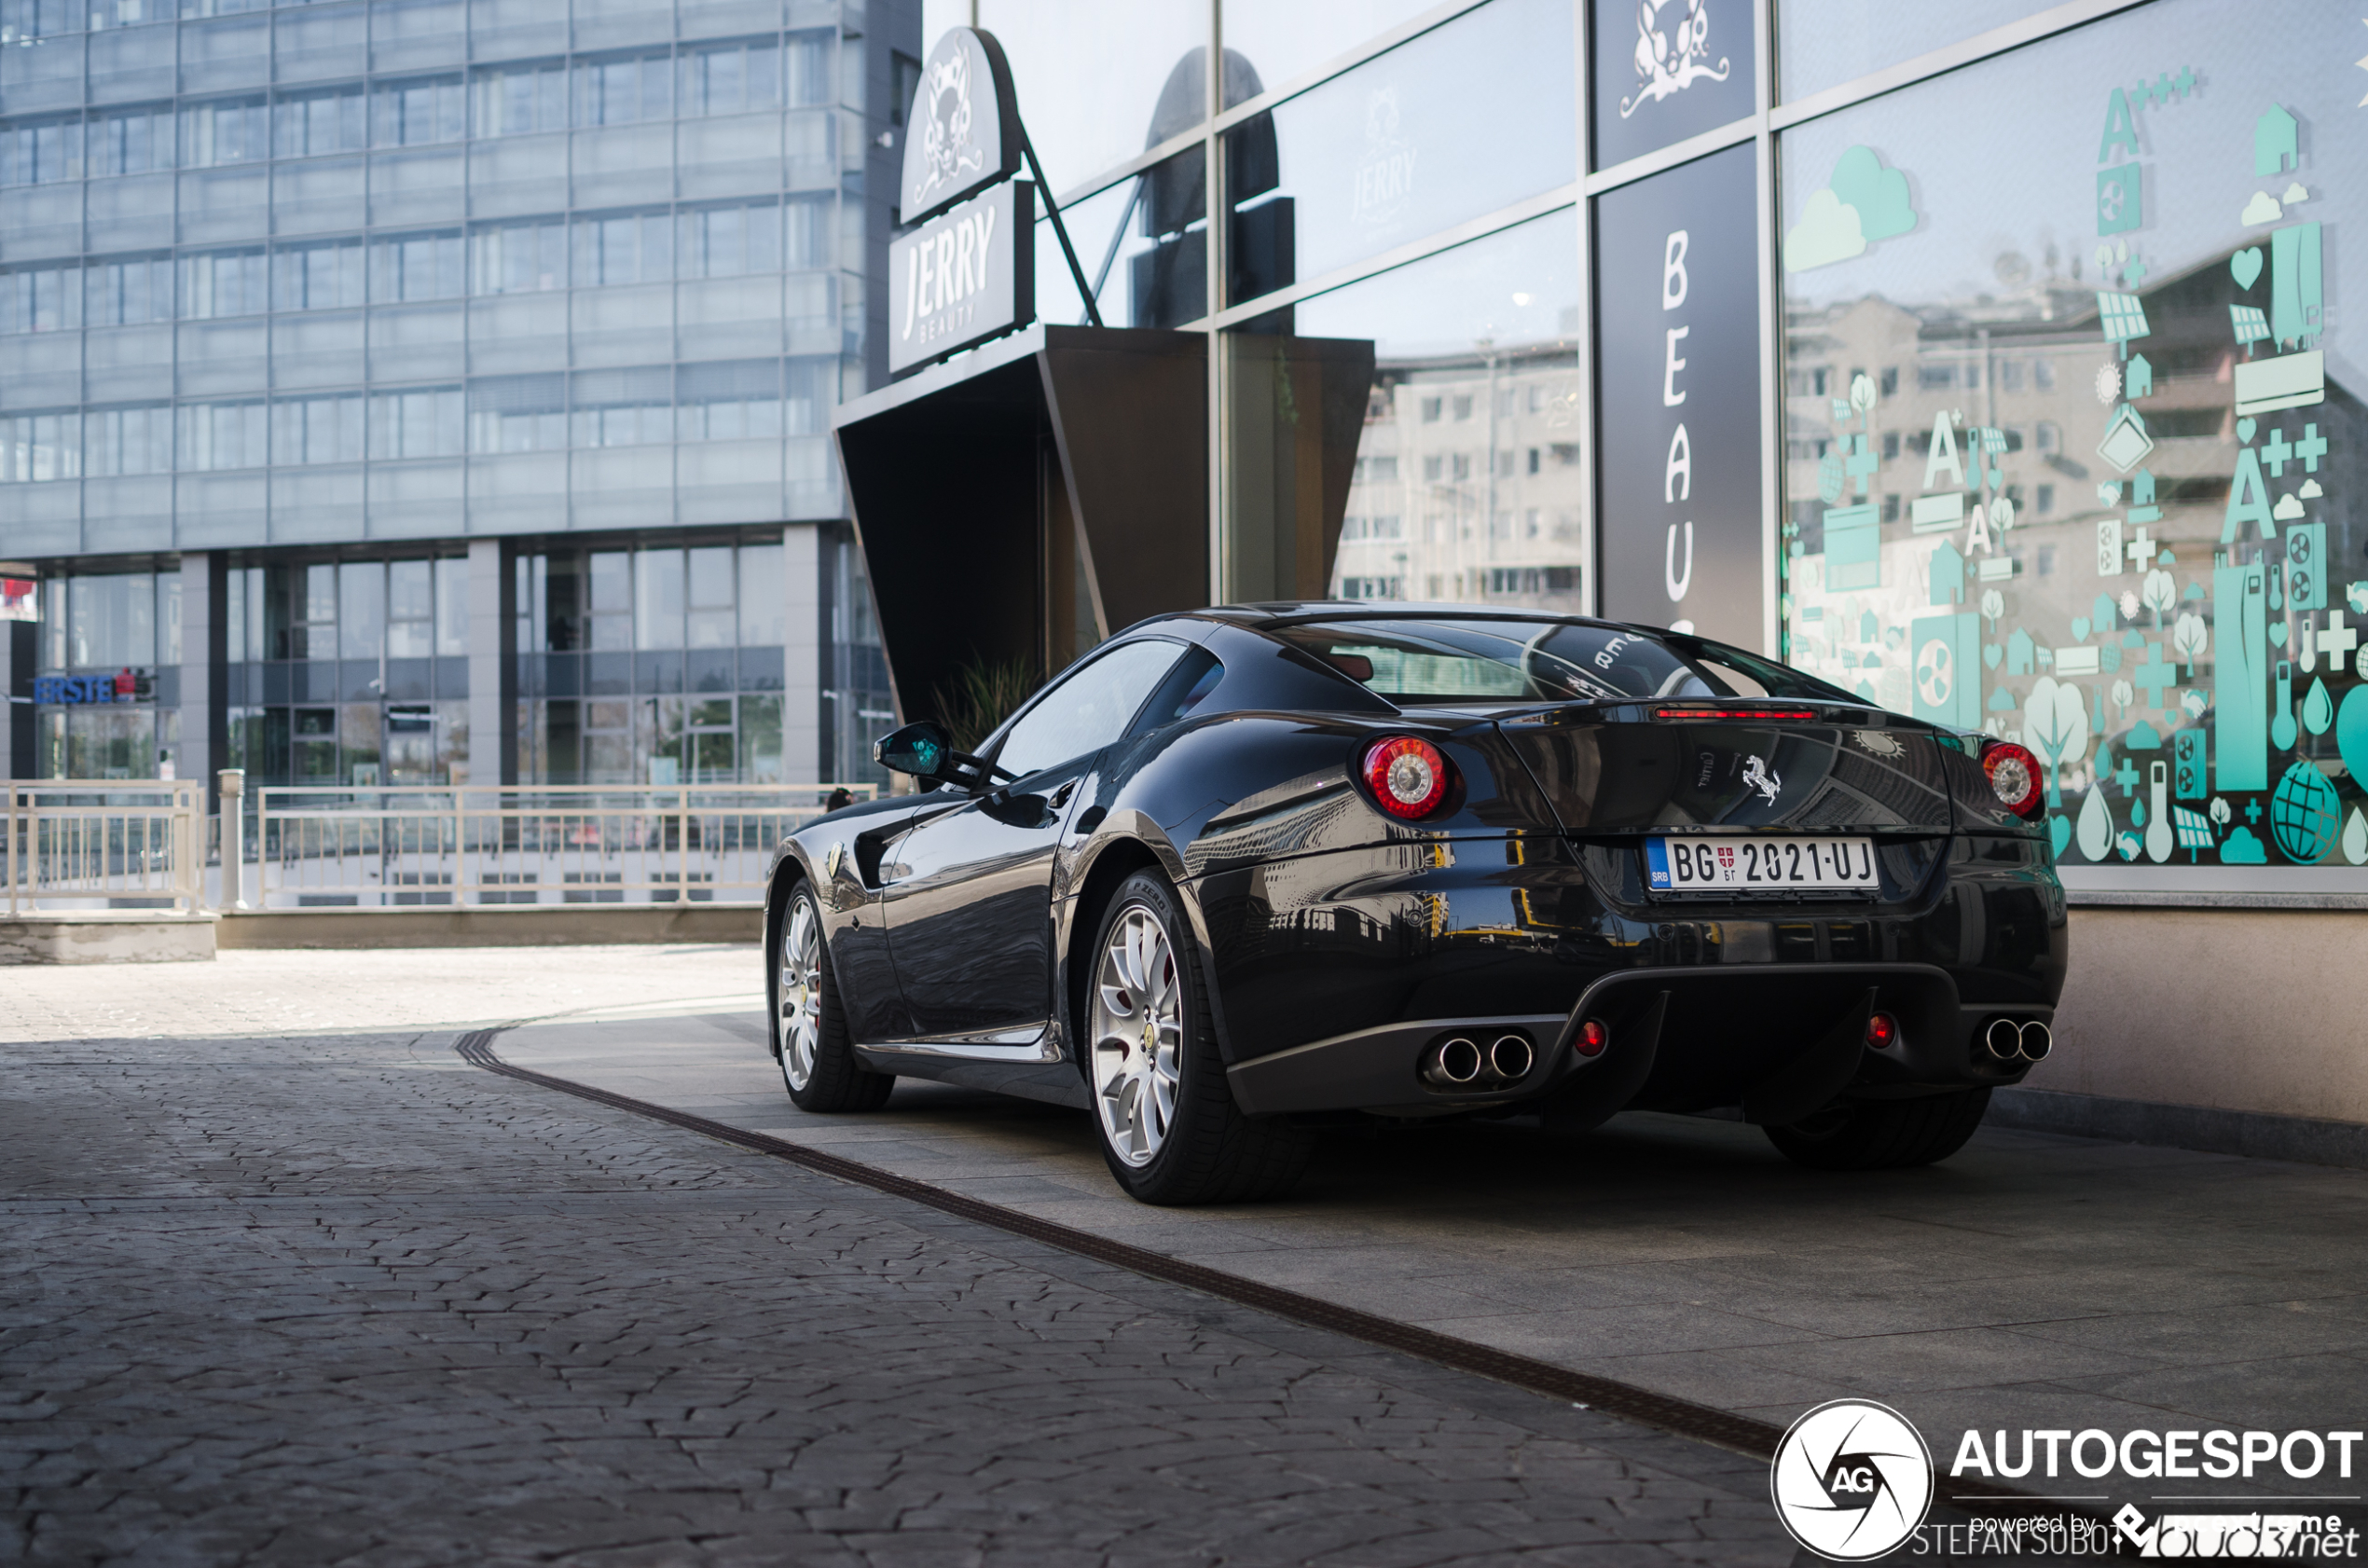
(0, 0), (911, 790)
(913, 0), (2366, 901)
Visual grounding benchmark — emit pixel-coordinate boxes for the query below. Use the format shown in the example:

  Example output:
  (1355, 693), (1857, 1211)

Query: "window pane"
(972, 0), (1207, 195)
(338, 560), (384, 660)
(738, 543), (783, 647)
(995, 640), (1186, 778)
(468, 216), (566, 295)
(634, 548), (683, 649)
(1776, 0), (2361, 880)
(372, 74), (464, 144)
(434, 556), (469, 656)
(388, 557), (434, 656)
(370, 229), (464, 300)
(1227, 0), (1574, 303)
(1221, 2), (1441, 92)
(471, 59), (568, 136)
(1777, 0), (2058, 103)
(1270, 208), (1580, 612)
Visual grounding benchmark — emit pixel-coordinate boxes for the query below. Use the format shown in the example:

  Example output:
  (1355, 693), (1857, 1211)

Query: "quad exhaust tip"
(1981, 1016), (2052, 1064)
(1421, 1032), (1535, 1089)
(1424, 1037), (1483, 1086)
(1490, 1034), (1534, 1081)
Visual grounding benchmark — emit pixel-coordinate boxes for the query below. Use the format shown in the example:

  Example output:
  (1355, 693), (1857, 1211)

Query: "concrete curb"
(215, 904), (761, 949)
(1989, 1085), (2368, 1171)
(0, 913), (218, 964)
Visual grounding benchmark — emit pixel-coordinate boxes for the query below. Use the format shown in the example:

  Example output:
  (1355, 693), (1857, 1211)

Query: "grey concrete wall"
(465, 540), (516, 786)
(0, 915), (216, 964)
(215, 904), (759, 949)
(2028, 906), (2368, 1125)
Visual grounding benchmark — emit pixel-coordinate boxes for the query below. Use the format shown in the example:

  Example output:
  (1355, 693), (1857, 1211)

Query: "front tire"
(1764, 1087), (1989, 1171)
(773, 885), (892, 1113)
(1084, 871), (1311, 1205)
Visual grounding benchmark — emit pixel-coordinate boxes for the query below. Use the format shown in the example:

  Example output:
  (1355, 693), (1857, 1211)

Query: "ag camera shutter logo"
(1770, 1398), (1934, 1561)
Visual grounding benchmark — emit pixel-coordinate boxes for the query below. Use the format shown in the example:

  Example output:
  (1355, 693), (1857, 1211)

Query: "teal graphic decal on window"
(1779, 2), (2363, 882)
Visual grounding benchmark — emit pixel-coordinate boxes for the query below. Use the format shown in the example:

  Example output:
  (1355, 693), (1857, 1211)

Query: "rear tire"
(773, 884), (893, 1114)
(1764, 1088), (1989, 1171)
(1083, 871), (1312, 1205)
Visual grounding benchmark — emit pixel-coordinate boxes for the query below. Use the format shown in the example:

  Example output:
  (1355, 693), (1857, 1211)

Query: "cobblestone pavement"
(3, 956), (1790, 1566)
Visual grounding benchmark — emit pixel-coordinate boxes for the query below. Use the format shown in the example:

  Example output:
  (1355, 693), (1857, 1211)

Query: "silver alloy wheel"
(778, 894), (822, 1093)
(1091, 902), (1183, 1167)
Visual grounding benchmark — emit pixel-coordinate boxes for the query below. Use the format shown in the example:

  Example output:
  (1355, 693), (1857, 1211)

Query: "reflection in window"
(679, 36), (783, 117)
(1229, 0), (1574, 300)
(388, 559), (435, 657)
(1220, 0), (1440, 95)
(469, 217), (565, 294)
(65, 573), (157, 667)
(784, 194), (833, 269)
(0, 115), (82, 186)
(87, 255), (171, 325)
(467, 373), (566, 451)
(635, 548), (684, 650)
(1, 264), (78, 334)
(175, 400), (266, 471)
(571, 365), (670, 447)
(1778, 0), (2058, 103)
(179, 248), (268, 317)
(372, 75), (464, 144)
(271, 239), (364, 310)
(273, 392), (365, 464)
(368, 386), (461, 459)
(0, 411), (82, 482)
(1286, 208), (1582, 610)
(687, 545), (735, 648)
(973, 0), (1210, 197)
(181, 97), (270, 166)
(339, 561), (384, 661)
(0, 0), (83, 41)
(471, 59), (567, 137)
(84, 404), (172, 475)
(370, 229), (463, 301)
(678, 359), (783, 441)
(680, 201), (782, 278)
(574, 51), (672, 128)
(1776, 0), (2364, 882)
(572, 210), (672, 286)
(89, 105), (172, 175)
(275, 85), (366, 157)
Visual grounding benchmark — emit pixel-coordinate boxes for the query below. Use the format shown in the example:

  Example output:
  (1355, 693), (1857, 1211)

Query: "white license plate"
(1647, 835), (1879, 892)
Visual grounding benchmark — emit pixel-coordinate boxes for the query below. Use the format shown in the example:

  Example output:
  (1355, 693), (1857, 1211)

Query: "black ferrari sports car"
(764, 604), (2066, 1204)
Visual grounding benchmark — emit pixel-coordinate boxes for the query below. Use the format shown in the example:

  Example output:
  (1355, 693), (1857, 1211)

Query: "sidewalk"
(499, 984), (2368, 1500)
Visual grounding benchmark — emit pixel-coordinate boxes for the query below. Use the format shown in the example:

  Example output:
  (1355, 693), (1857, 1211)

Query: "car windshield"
(1273, 618), (1853, 706)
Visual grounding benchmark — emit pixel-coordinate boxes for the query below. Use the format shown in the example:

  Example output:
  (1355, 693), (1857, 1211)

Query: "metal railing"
(2, 782), (205, 915)
(242, 782), (875, 910)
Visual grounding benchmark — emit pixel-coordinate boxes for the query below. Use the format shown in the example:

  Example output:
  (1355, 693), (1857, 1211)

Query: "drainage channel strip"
(456, 1026), (2085, 1516)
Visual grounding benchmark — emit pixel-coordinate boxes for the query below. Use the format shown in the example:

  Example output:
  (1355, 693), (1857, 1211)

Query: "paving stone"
(2, 1006), (1792, 1565)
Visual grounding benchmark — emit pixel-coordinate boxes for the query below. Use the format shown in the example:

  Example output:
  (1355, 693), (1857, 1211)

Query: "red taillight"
(1575, 1019), (1609, 1057)
(1980, 740), (2044, 818)
(1652, 706), (1817, 721)
(1865, 1011), (1899, 1050)
(1361, 736), (1454, 819)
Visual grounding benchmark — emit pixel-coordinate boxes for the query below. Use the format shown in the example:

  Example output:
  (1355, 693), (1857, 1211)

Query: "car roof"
(1171, 601), (1635, 632)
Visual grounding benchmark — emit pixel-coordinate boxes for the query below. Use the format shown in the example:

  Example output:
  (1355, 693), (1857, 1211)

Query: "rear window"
(1273, 618), (1851, 705)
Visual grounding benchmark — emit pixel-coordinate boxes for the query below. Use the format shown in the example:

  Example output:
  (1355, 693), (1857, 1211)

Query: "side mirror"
(874, 721), (953, 780)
